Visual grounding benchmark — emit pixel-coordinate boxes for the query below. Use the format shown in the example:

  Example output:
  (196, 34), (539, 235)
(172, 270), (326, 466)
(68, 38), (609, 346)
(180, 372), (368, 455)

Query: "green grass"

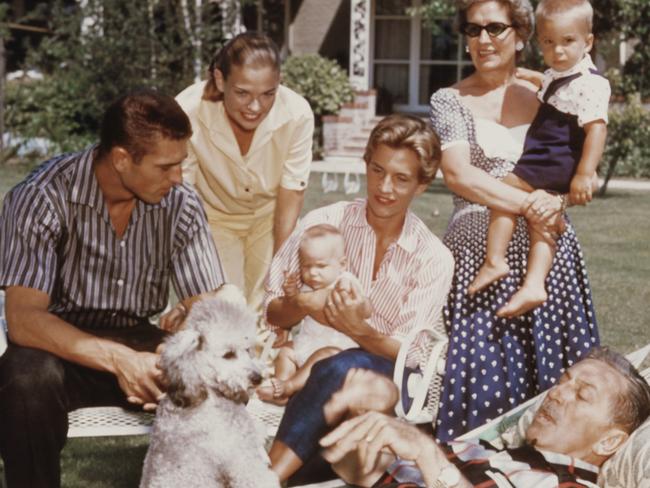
(0, 167), (648, 487)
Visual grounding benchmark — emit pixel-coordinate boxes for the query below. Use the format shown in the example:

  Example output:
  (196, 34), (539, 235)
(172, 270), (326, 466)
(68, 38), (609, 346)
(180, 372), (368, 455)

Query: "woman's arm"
(442, 144), (564, 234)
(273, 187), (305, 254)
(441, 143), (530, 214)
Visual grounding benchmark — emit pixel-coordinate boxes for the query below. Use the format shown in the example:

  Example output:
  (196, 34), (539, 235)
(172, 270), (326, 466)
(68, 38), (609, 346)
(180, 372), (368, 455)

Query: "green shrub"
(5, 0), (224, 158)
(281, 54), (354, 117)
(281, 54), (354, 159)
(600, 93), (650, 194)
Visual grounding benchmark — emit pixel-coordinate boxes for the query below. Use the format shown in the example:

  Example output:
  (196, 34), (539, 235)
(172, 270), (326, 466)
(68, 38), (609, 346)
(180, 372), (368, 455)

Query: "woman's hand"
(522, 190), (566, 243)
(515, 67), (545, 89)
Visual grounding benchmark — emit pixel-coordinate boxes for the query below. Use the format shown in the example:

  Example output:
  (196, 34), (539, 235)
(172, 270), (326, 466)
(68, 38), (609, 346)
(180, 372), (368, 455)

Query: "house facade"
(283, 0), (472, 115)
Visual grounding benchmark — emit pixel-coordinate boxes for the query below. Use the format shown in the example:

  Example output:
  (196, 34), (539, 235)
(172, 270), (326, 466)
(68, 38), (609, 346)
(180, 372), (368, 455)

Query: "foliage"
(599, 93), (650, 194)
(5, 0), (224, 154)
(281, 54), (354, 118)
(591, 0), (650, 99)
(417, 0), (650, 98)
(281, 54), (354, 158)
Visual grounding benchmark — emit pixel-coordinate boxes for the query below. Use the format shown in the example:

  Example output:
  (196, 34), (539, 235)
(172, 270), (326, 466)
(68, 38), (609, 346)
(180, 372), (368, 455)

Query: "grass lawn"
(0, 167), (648, 487)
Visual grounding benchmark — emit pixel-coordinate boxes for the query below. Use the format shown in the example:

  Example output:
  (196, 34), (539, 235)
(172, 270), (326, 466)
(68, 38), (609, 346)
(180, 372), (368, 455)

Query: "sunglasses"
(460, 22), (512, 38)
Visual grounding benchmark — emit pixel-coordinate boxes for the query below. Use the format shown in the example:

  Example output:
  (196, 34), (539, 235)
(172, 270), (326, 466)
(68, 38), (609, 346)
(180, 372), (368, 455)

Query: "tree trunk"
(0, 33), (5, 155)
(599, 153), (621, 197)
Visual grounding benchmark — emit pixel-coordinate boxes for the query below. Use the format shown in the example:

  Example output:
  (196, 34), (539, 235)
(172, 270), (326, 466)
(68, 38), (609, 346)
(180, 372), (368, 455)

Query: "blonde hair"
(202, 32), (281, 103)
(299, 224), (346, 264)
(455, 0), (535, 42)
(536, 0), (593, 33)
(363, 114), (441, 185)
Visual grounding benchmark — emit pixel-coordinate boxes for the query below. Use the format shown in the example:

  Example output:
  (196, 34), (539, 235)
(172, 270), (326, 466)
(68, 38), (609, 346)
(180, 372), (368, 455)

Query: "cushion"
(598, 418), (650, 488)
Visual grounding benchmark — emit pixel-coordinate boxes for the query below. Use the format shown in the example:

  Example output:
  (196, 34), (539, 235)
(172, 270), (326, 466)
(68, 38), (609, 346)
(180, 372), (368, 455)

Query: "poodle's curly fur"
(140, 292), (279, 487)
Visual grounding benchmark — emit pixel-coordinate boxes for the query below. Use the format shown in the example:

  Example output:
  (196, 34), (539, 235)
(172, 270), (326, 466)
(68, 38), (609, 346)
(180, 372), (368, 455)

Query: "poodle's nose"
(250, 371), (263, 386)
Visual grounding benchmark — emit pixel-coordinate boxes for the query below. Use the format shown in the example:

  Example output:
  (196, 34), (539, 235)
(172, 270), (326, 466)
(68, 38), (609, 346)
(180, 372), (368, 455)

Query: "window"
(372, 0), (473, 113)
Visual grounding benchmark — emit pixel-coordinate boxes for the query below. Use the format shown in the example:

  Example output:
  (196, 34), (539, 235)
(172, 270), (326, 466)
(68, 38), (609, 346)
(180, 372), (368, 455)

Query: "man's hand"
(569, 173), (595, 206)
(113, 350), (164, 411)
(159, 302), (187, 332)
(323, 368), (399, 426)
(320, 412), (437, 475)
(324, 278), (372, 337)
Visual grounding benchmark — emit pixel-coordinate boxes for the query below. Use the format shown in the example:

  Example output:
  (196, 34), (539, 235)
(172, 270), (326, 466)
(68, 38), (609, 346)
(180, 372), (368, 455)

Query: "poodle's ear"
(162, 328), (207, 408)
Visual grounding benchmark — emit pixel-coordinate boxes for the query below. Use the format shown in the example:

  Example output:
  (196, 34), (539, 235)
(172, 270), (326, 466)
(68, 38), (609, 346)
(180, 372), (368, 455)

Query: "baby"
(257, 224), (371, 405)
(469, 0), (610, 318)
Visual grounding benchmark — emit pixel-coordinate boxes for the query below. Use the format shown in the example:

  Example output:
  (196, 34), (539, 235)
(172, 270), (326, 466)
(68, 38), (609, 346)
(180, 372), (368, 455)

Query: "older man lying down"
(320, 347), (650, 488)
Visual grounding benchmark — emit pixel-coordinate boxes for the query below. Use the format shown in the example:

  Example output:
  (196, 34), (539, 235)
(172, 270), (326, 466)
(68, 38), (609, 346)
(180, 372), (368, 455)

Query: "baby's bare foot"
(497, 286), (547, 318)
(468, 261), (510, 295)
(256, 378), (289, 406)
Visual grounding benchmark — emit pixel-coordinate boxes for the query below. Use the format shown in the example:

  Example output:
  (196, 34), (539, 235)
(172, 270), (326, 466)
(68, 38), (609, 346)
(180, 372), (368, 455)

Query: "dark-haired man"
(320, 347), (650, 487)
(0, 91), (225, 487)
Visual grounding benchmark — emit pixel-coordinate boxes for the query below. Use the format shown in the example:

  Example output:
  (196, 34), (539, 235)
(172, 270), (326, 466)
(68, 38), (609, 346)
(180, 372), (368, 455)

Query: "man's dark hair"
(97, 90), (192, 163)
(587, 347), (650, 433)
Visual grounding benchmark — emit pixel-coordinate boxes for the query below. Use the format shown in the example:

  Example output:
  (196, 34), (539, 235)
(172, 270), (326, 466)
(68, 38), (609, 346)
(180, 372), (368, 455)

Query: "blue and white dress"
(430, 88), (599, 441)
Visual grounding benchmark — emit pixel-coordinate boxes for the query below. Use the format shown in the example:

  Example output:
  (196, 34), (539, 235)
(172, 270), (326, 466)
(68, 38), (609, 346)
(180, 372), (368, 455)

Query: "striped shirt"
(264, 199), (454, 346)
(0, 147), (224, 329)
(377, 439), (599, 487)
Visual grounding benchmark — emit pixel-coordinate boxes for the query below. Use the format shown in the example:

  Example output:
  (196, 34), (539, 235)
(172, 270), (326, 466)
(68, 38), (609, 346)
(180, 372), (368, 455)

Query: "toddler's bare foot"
(468, 261), (510, 295)
(256, 378), (290, 406)
(497, 286), (547, 318)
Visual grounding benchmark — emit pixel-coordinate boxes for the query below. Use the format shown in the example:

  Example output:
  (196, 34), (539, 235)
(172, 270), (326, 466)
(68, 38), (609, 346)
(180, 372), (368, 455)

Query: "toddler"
(257, 224), (371, 405)
(469, 0), (610, 318)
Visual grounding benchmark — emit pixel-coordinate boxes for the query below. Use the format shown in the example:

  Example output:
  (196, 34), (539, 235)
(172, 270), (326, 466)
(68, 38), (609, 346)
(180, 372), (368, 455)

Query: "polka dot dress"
(430, 89), (599, 442)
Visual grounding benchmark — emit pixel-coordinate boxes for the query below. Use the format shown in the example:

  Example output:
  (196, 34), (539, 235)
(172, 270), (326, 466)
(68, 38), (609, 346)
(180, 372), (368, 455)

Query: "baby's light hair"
(299, 224), (345, 256)
(536, 0), (594, 33)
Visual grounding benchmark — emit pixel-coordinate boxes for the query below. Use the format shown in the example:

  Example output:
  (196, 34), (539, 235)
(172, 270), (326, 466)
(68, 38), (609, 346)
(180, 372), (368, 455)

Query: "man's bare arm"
(5, 286), (163, 406)
(266, 287), (330, 329)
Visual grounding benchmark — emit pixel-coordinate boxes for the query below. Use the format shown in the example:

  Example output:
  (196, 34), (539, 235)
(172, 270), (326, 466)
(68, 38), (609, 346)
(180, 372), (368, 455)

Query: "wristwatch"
(430, 463), (461, 488)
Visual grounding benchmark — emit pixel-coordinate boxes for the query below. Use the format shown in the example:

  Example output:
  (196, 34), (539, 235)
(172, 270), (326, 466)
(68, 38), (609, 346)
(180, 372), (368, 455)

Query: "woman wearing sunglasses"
(430, 0), (599, 441)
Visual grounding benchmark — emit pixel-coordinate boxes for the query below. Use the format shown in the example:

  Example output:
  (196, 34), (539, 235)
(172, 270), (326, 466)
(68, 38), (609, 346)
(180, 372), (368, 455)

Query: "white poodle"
(140, 291), (279, 488)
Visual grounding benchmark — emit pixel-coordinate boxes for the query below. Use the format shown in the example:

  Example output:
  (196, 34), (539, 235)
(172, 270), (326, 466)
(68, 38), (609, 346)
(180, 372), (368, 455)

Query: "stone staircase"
(322, 90), (379, 168)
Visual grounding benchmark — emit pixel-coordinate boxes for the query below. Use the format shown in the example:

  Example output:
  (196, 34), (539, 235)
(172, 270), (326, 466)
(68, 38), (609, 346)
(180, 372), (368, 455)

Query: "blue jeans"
(275, 348), (395, 461)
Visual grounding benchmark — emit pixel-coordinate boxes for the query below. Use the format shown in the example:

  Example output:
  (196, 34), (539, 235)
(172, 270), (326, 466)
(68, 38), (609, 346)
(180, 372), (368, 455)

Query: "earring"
(515, 41), (524, 52)
(465, 45), (469, 53)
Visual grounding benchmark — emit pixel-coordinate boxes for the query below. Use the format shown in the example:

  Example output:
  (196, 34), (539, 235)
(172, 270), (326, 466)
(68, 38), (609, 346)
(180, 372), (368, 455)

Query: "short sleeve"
(280, 104), (314, 191)
(0, 185), (61, 294)
(170, 188), (225, 300)
(575, 75), (611, 126)
(429, 90), (471, 151)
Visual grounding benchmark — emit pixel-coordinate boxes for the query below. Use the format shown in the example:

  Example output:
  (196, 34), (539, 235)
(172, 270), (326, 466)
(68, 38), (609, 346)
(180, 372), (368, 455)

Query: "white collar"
(547, 55), (596, 80)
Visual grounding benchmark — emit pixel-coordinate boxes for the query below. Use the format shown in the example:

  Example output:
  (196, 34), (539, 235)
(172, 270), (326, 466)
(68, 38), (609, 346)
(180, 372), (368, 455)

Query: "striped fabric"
(263, 199), (454, 348)
(0, 147), (224, 329)
(376, 438), (599, 487)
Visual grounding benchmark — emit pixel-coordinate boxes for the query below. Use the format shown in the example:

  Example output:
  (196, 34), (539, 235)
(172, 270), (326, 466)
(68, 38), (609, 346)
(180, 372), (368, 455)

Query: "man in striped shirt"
(263, 114), (455, 482)
(0, 91), (224, 488)
(320, 347), (650, 488)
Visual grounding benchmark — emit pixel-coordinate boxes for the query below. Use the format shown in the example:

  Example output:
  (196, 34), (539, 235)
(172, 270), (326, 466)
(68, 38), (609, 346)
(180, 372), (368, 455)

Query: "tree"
(5, 0), (226, 153)
(0, 4), (8, 156)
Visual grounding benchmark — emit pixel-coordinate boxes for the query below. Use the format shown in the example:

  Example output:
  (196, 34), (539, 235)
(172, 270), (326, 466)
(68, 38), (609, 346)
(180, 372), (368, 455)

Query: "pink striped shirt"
(264, 199), (454, 347)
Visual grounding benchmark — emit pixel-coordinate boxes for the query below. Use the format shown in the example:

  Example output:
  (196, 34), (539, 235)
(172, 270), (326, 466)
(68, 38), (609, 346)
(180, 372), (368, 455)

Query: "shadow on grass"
(61, 436), (149, 488)
(0, 435), (149, 488)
